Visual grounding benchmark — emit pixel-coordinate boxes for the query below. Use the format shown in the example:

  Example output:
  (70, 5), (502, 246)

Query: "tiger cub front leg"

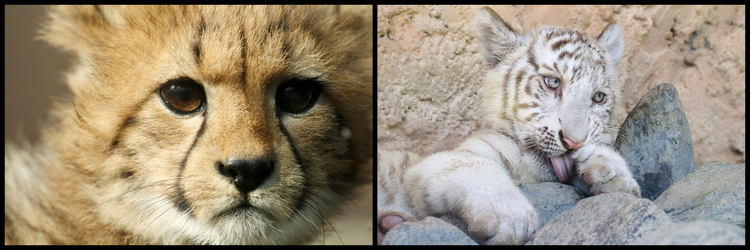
(572, 144), (641, 197)
(404, 152), (538, 244)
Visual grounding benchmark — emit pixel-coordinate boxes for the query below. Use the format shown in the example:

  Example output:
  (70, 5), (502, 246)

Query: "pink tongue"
(549, 155), (574, 183)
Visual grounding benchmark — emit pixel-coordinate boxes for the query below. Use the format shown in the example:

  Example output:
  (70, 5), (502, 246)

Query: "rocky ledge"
(382, 84), (745, 245)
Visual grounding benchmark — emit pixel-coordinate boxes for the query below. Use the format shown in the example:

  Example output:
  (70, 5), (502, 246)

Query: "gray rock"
(520, 182), (587, 229)
(381, 83), (740, 245)
(615, 83), (695, 200)
(382, 216), (479, 245)
(654, 161), (745, 227)
(528, 193), (672, 245)
(631, 220), (745, 245)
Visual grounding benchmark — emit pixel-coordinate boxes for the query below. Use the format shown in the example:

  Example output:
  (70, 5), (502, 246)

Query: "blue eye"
(592, 91), (606, 103)
(543, 76), (560, 89)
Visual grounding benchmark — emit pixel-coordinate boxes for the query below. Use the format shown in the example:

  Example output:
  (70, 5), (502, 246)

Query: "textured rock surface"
(631, 220), (745, 245)
(377, 5), (745, 166)
(528, 193), (673, 245)
(520, 182), (587, 229)
(654, 161), (746, 227)
(615, 83), (695, 200)
(382, 216), (479, 245)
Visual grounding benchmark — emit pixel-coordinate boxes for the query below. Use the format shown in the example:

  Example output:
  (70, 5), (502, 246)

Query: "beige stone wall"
(377, 5), (745, 166)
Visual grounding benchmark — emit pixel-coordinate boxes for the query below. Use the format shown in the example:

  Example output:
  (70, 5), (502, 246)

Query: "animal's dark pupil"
(281, 85), (311, 112)
(168, 85), (200, 111)
(160, 82), (203, 113)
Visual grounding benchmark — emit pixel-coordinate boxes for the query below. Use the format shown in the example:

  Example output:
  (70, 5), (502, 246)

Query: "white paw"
(573, 145), (641, 197)
(459, 190), (539, 245)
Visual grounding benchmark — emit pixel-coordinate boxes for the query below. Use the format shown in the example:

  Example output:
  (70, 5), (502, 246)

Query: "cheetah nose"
(562, 137), (585, 149)
(216, 158), (274, 194)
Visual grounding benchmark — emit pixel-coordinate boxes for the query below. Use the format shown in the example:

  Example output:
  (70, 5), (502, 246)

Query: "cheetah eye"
(543, 76), (561, 89)
(276, 79), (321, 114)
(158, 77), (206, 114)
(592, 91), (606, 103)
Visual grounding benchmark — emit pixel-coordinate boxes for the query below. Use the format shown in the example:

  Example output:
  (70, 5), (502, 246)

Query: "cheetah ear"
(597, 23), (623, 66)
(39, 5), (126, 55)
(475, 7), (524, 67)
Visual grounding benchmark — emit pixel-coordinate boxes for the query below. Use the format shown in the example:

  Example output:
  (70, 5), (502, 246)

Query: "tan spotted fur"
(5, 5), (372, 245)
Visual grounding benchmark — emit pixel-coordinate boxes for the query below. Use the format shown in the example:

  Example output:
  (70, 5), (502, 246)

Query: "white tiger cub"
(377, 7), (640, 245)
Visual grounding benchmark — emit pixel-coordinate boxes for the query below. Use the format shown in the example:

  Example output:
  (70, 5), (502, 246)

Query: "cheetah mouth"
(217, 202), (255, 216)
(549, 154), (574, 183)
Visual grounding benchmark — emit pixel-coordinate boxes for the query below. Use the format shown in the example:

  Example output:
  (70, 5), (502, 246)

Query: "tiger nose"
(559, 131), (585, 149)
(216, 158), (274, 193)
(563, 137), (585, 149)
(562, 137), (584, 149)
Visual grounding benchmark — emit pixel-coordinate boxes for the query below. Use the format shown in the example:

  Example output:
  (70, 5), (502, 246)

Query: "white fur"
(377, 7), (640, 245)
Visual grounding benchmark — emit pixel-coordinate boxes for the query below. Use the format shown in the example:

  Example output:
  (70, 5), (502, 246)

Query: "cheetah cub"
(6, 5), (372, 244)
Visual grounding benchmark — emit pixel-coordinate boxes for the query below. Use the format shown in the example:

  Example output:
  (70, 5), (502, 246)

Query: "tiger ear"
(475, 7), (524, 67)
(597, 23), (623, 66)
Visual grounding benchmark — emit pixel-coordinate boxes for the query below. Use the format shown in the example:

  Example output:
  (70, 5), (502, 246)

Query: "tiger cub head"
(40, 5), (371, 244)
(475, 7), (623, 158)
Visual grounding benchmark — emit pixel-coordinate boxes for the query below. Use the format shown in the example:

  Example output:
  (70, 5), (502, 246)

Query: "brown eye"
(276, 79), (321, 114)
(159, 77), (206, 114)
